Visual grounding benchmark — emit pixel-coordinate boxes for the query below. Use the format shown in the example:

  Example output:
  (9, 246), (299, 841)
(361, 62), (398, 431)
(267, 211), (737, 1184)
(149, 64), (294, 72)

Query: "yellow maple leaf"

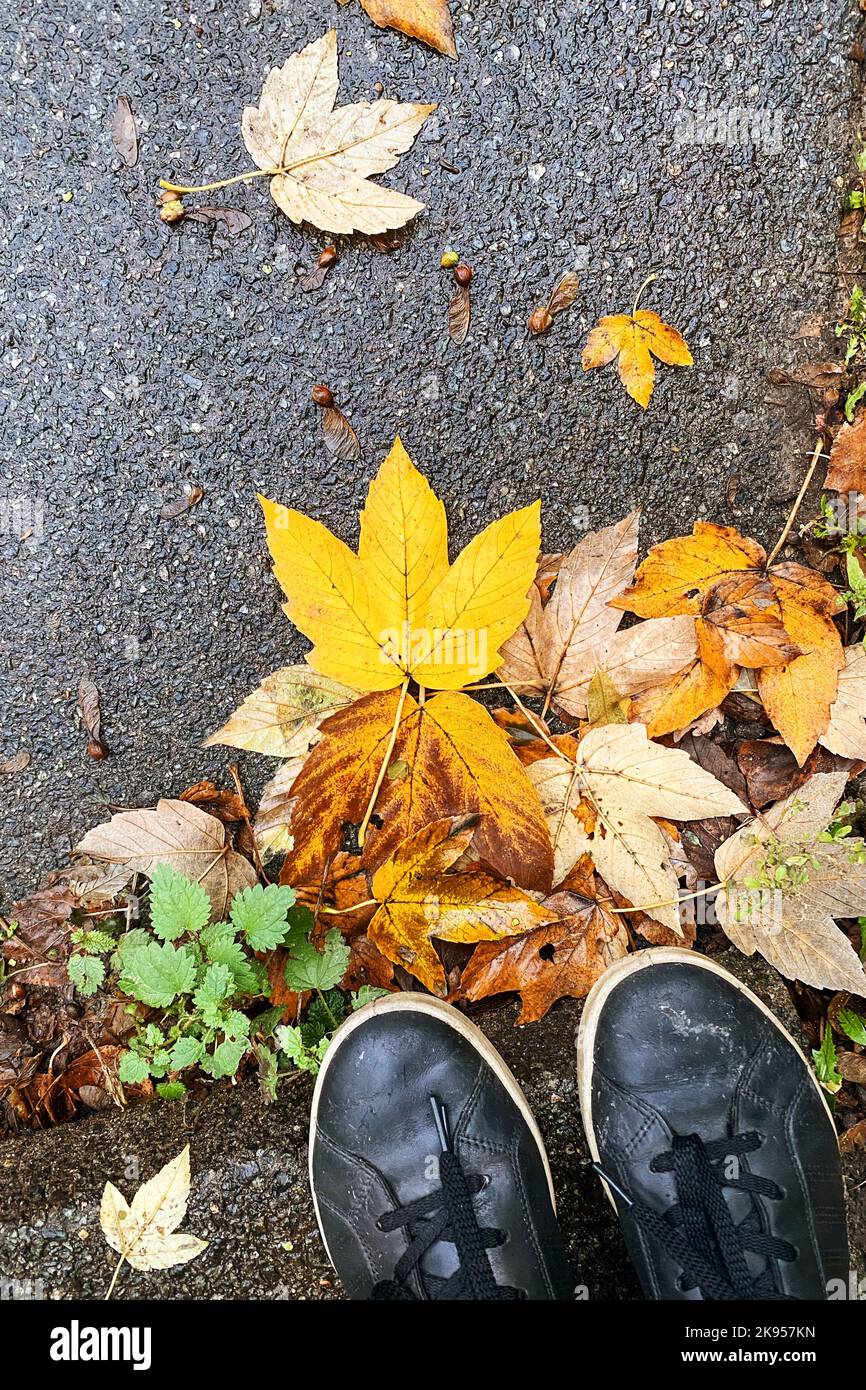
(582, 291), (693, 409)
(368, 815), (555, 994)
(259, 438), (541, 692)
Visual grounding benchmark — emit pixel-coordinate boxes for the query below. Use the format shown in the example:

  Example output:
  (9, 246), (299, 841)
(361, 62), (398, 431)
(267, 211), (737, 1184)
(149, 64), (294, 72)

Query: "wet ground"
(0, 0), (859, 896)
(4, 949), (862, 1302)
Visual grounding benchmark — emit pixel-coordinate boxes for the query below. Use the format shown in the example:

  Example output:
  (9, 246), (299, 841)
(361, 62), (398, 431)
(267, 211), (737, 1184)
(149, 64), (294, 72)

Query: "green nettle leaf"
(200, 922), (263, 995)
(117, 935), (197, 1008)
(149, 863), (212, 941)
(194, 962), (235, 1026)
(276, 1023), (330, 1074)
(223, 1009), (252, 1041)
(837, 1008), (866, 1047)
(119, 1051), (151, 1085)
(813, 1030), (842, 1094)
(157, 1081), (188, 1101)
(150, 1049), (173, 1078)
(68, 954), (106, 997)
(230, 883), (297, 951)
(203, 1038), (247, 1079)
(351, 986), (390, 1010)
(72, 928), (117, 955)
(170, 1036), (204, 1070)
(283, 929), (350, 993)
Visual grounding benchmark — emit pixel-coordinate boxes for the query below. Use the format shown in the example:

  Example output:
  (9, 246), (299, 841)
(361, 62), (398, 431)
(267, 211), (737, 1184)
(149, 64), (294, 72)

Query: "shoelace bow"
(597, 1131), (797, 1301)
(370, 1097), (524, 1301)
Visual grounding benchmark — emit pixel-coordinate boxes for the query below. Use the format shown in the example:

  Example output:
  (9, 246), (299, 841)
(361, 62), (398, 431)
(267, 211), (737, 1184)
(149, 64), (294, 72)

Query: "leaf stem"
(105, 1253), (125, 1301)
(357, 679), (410, 849)
(765, 436), (826, 568)
(318, 900), (377, 913)
(158, 169), (273, 196)
(606, 880), (727, 916)
(632, 271), (657, 318)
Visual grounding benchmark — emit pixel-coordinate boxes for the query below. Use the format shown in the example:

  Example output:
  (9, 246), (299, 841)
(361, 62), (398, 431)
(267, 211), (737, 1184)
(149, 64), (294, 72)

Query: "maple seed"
(312, 384), (335, 408)
(453, 262), (473, 287)
(87, 739), (108, 761)
(318, 246), (338, 269)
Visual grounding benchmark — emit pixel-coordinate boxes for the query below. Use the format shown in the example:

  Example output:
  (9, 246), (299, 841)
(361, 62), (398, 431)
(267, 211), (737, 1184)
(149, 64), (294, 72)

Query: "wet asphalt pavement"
(0, 0), (859, 897)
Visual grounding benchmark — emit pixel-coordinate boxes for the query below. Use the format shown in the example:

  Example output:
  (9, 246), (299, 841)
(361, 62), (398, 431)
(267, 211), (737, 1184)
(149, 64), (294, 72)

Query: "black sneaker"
(309, 994), (573, 1300)
(577, 948), (848, 1300)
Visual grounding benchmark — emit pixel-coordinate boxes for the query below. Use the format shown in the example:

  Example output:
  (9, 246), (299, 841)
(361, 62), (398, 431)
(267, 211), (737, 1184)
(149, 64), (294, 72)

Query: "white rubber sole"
(576, 947), (837, 1212)
(308, 993), (558, 1277)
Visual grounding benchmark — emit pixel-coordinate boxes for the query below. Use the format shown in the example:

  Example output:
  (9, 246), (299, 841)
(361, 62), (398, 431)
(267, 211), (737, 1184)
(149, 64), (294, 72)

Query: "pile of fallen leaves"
(6, 441), (866, 1140)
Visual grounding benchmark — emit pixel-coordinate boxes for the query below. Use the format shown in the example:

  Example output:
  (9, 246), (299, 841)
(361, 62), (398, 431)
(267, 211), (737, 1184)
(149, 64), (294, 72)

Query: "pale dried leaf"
(205, 666), (356, 757)
(76, 799), (257, 918)
(254, 756), (306, 856)
(714, 772), (866, 993)
(241, 31), (434, 235)
(100, 1146), (208, 1275)
(820, 645), (866, 760)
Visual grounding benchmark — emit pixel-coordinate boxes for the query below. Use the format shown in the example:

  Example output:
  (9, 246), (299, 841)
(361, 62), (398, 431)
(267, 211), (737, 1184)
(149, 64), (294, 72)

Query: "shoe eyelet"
(478, 1173), (491, 1190)
(675, 1273), (690, 1293)
(375, 1216), (386, 1232)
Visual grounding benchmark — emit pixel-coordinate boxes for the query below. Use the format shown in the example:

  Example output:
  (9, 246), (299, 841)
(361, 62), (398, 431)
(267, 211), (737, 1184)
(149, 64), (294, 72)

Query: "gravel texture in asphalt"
(0, 0), (858, 895)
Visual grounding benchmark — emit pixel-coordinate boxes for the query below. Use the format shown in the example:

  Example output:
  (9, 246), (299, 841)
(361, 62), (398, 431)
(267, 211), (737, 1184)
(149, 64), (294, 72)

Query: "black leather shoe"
(309, 994), (573, 1300)
(577, 948), (848, 1300)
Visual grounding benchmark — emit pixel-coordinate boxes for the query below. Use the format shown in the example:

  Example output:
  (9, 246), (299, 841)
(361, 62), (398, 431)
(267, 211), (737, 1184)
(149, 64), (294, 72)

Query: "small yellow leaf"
(204, 666), (356, 757)
(582, 308), (692, 408)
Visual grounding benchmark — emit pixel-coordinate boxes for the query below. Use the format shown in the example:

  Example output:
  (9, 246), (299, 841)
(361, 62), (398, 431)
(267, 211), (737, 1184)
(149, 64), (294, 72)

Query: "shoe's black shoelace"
(370, 1097), (524, 1301)
(596, 1131), (797, 1300)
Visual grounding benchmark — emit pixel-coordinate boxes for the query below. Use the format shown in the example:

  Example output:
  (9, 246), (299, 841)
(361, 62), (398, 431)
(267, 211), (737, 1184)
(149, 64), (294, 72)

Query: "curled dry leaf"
(254, 756), (305, 856)
(241, 30), (434, 235)
(339, 0), (457, 57)
(614, 522), (845, 765)
(715, 771), (866, 994)
(826, 411), (866, 494)
(528, 270), (579, 336)
(321, 406), (361, 461)
(206, 665), (356, 758)
(78, 677), (109, 759)
(582, 305), (692, 408)
(100, 1145), (207, 1296)
(461, 877), (628, 1023)
(111, 94), (138, 168)
(498, 511), (697, 719)
(448, 284), (471, 344)
(367, 816), (554, 995)
(185, 207), (252, 237)
(0, 749), (30, 775)
(75, 799), (257, 919)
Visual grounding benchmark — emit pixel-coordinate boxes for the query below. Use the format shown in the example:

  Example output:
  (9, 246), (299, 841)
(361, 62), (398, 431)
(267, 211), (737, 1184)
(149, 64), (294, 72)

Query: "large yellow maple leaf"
(259, 438), (541, 692)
